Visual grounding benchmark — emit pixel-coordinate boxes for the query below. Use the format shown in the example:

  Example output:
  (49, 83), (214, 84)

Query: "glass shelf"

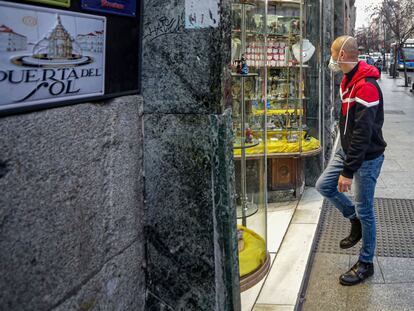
(233, 138), (261, 150)
(267, 97), (309, 101)
(268, 0), (302, 5)
(236, 202), (258, 219)
(231, 73), (259, 77)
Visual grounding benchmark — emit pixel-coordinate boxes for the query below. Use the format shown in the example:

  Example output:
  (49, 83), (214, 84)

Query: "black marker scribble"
(144, 11), (185, 42)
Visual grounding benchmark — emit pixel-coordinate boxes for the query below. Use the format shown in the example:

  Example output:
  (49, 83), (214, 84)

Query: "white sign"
(0, 1), (106, 111)
(185, 0), (219, 29)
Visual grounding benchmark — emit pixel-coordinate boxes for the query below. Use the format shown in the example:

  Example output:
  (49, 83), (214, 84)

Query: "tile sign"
(0, 1), (106, 112)
(185, 0), (219, 29)
(25, 0), (71, 8)
(81, 0), (136, 17)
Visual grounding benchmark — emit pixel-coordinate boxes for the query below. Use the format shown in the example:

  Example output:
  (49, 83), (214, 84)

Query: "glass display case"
(231, 0), (322, 292)
(264, 0), (321, 197)
(231, 1), (271, 292)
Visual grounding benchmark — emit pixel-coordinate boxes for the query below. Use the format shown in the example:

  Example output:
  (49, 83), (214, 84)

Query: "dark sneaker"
(339, 260), (374, 286)
(340, 218), (362, 249)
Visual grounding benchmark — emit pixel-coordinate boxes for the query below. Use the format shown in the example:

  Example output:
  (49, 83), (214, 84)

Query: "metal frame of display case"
(232, 73), (260, 225)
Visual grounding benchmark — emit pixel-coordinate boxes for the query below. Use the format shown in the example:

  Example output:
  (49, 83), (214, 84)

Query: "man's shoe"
(340, 218), (362, 249)
(339, 260), (374, 286)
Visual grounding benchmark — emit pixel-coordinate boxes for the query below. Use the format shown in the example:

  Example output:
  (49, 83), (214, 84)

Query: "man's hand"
(338, 175), (353, 193)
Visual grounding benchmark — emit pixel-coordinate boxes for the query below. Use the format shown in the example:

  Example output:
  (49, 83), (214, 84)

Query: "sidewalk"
(241, 188), (324, 311)
(298, 76), (414, 311)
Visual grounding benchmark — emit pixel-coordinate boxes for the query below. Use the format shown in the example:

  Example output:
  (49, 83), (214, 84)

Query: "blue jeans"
(316, 148), (384, 263)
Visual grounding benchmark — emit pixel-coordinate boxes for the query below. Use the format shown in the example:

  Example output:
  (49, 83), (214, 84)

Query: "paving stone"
(301, 253), (349, 311)
(377, 257), (414, 283)
(346, 283), (414, 311)
(254, 305), (294, 311)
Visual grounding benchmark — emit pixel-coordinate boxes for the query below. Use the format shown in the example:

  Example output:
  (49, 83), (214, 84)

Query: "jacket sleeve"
(341, 83), (380, 178)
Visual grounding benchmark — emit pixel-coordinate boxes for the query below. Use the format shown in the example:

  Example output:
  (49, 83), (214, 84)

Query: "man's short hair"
(332, 35), (359, 59)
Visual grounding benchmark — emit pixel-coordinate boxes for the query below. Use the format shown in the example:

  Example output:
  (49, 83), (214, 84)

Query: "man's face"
(331, 45), (347, 72)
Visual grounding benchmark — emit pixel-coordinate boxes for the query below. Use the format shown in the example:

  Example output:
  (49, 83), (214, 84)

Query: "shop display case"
(231, 0), (321, 292)
(232, 0), (321, 201)
(231, 1), (271, 292)
(264, 0), (321, 196)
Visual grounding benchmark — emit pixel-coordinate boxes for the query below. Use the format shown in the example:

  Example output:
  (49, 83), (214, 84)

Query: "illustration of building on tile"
(0, 24), (27, 52)
(76, 30), (104, 53)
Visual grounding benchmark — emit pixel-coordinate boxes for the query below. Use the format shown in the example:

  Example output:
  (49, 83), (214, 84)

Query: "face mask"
(328, 57), (341, 72)
(329, 37), (358, 72)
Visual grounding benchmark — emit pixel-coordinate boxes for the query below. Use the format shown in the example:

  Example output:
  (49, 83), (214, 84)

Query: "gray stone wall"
(142, 0), (240, 310)
(0, 96), (146, 310)
(334, 0), (345, 38)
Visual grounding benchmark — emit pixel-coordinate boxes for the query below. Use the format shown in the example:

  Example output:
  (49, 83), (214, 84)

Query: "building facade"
(77, 31), (104, 53)
(0, 0), (354, 310)
(0, 24), (27, 52)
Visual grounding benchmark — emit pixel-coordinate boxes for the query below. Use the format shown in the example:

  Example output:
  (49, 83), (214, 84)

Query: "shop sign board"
(0, 1), (106, 113)
(185, 0), (219, 29)
(25, 0), (71, 8)
(81, 0), (137, 17)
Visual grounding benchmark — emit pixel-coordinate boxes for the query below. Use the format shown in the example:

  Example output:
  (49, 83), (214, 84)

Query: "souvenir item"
(270, 133), (283, 141)
(232, 82), (241, 97)
(232, 9), (241, 31)
(245, 128), (254, 143)
(291, 19), (300, 34)
(237, 229), (245, 252)
(292, 39), (315, 63)
(267, 122), (276, 130)
(241, 54), (249, 74)
(273, 115), (284, 129)
(287, 134), (299, 142)
(232, 38), (242, 63)
(290, 113), (299, 128)
(285, 112), (291, 128)
(245, 79), (253, 92)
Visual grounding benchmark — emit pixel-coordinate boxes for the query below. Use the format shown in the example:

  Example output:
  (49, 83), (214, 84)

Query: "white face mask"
(328, 56), (341, 72)
(329, 37), (358, 72)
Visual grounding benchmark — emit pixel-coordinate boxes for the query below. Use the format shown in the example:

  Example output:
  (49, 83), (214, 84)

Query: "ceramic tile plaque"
(0, 1), (106, 112)
(82, 0), (137, 17)
(185, 0), (219, 29)
(25, 0), (71, 8)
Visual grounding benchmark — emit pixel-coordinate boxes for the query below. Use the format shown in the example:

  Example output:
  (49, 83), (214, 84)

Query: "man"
(316, 35), (387, 286)
(374, 58), (383, 76)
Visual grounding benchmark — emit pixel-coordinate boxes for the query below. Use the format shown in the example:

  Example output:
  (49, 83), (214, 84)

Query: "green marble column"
(142, 0), (240, 310)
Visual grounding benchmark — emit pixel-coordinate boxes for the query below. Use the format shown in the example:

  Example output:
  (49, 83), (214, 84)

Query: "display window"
(231, 0), (321, 293)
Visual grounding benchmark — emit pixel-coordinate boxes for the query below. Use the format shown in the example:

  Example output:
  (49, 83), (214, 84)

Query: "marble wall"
(142, 0), (240, 310)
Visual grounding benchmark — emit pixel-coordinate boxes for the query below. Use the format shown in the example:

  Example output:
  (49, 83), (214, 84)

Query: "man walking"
(316, 35), (387, 286)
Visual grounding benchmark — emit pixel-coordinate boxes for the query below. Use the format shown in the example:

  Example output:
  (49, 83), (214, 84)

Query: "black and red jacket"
(339, 61), (387, 178)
